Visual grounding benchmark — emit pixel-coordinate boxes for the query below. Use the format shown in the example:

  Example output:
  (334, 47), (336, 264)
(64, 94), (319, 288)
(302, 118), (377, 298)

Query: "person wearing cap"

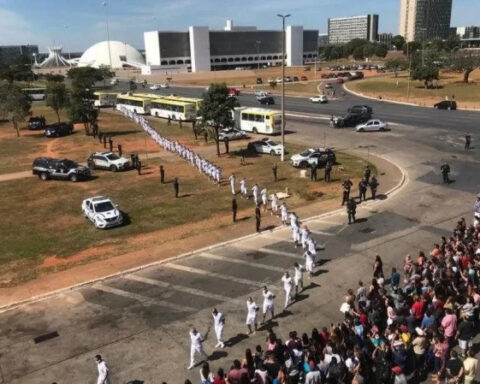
(412, 327), (428, 373)
(391, 366), (407, 384)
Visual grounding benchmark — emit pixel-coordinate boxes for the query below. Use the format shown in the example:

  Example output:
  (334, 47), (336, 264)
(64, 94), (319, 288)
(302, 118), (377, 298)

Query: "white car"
(255, 91), (270, 100)
(219, 128), (248, 141)
(309, 95), (328, 104)
(290, 148), (336, 168)
(109, 78), (119, 85)
(247, 139), (284, 156)
(82, 196), (123, 229)
(149, 84), (161, 90)
(160, 83), (169, 88)
(356, 119), (388, 132)
(87, 152), (130, 172)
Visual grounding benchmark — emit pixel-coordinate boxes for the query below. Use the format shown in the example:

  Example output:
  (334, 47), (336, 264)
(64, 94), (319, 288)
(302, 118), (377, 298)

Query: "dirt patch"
(40, 245), (116, 270)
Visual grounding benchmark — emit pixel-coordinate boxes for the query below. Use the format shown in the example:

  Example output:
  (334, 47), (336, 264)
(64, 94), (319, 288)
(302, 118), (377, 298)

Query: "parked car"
(45, 122), (74, 137)
(309, 95), (328, 104)
(82, 196), (123, 229)
(32, 157), (91, 182)
(332, 113), (370, 128)
(348, 105), (373, 115)
(255, 91), (270, 99)
(256, 78), (263, 84)
(219, 128), (248, 141)
(275, 77), (283, 83)
(267, 78), (276, 84)
(258, 96), (275, 105)
(324, 83), (333, 89)
(87, 151), (130, 172)
(290, 148), (336, 168)
(228, 88), (240, 96)
(293, 76), (299, 82)
(301, 75), (308, 81)
(247, 139), (285, 155)
(434, 100), (457, 110)
(160, 83), (169, 88)
(356, 119), (389, 132)
(28, 116), (46, 130)
(336, 78), (344, 84)
(149, 84), (161, 90)
(284, 76), (293, 82)
(110, 78), (119, 85)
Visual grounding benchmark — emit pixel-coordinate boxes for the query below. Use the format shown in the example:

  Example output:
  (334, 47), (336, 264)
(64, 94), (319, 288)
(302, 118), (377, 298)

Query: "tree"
(198, 83), (239, 157)
(374, 44), (388, 58)
(411, 63), (439, 88)
(0, 84), (31, 137)
(98, 65), (115, 87)
(444, 35), (461, 53)
(385, 57), (408, 77)
(362, 43), (375, 58)
(0, 61), (34, 84)
(46, 81), (69, 122)
(448, 51), (480, 83)
(44, 74), (65, 82)
(403, 41), (421, 55)
(391, 35), (406, 51)
(353, 46), (365, 60)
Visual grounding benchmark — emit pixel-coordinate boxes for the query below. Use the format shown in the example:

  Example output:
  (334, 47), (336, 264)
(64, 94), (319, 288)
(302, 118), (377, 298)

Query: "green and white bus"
(150, 99), (196, 121)
(116, 95), (151, 114)
(22, 87), (46, 101)
(93, 92), (118, 107)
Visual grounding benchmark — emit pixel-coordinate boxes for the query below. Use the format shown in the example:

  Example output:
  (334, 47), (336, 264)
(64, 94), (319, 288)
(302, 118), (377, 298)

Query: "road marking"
(309, 230), (334, 236)
(123, 274), (243, 305)
(285, 112), (330, 121)
(199, 252), (285, 272)
(232, 243), (303, 260)
(164, 263), (278, 290)
(92, 283), (195, 312)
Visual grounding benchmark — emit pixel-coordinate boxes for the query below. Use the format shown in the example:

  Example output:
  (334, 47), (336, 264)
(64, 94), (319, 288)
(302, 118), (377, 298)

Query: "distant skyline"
(0, 0), (478, 52)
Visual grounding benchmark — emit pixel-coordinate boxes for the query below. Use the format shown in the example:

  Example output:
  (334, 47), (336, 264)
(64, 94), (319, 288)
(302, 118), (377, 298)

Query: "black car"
(45, 122), (74, 137)
(28, 116), (46, 130)
(32, 157), (90, 182)
(332, 113), (370, 128)
(434, 100), (457, 110)
(348, 105), (373, 115)
(259, 96), (275, 105)
(293, 76), (299, 82)
(256, 77), (263, 84)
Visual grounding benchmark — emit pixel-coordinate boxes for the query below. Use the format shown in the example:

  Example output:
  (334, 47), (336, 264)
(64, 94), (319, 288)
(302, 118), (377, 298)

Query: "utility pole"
(102, 1), (113, 69)
(277, 13), (290, 162)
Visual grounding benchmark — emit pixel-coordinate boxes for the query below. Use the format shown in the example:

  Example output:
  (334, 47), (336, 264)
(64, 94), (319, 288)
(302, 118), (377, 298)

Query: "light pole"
(277, 13), (290, 162)
(102, 1), (113, 69)
(255, 40), (261, 70)
(64, 25), (72, 60)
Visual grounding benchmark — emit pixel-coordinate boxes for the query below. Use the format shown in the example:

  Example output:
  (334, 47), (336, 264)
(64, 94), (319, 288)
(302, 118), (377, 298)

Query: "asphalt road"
(1, 87), (480, 383)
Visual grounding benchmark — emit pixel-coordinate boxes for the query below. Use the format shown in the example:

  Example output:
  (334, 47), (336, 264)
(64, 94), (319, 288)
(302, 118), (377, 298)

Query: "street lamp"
(102, 1), (113, 69)
(277, 13), (290, 162)
(64, 25), (72, 60)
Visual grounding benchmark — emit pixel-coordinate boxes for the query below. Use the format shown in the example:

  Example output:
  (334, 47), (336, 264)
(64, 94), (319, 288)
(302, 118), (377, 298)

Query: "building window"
(273, 55), (278, 59)
(214, 58), (220, 63)
(228, 58), (233, 62)
(261, 56), (266, 60)
(161, 60), (168, 65)
(168, 60), (175, 65)
(267, 56), (272, 60)
(241, 57), (247, 62)
(177, 60), (184, 64)
(234, 57), (240, 62)
(186, 59), (191, 64)
(247, 57), (253, 61)
(221, 58), (227, 62)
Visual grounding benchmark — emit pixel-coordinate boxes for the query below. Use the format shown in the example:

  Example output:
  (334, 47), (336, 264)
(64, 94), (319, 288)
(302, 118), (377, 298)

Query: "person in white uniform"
(271, 193), (279, 216)
(292, 224), (301, 248)
(261, 187), (268, 211)
(188, 327), (209, 369)
(294, 262), (305, 296)
(304, 250), (315, 279)
(261, 286), (275, 323)
(246, 296), (259, 334)
(281, 272), (293, 309)
(280, 202), (288, 225)
(252, 184), (259, 205)
(212, 308), (225, 349)
(301, 226), (310, 250)
(95, 355), (110, 384)
(229, 174), (236, 195)
(240, 178), (248, 199)
(307, 238), (317, 263)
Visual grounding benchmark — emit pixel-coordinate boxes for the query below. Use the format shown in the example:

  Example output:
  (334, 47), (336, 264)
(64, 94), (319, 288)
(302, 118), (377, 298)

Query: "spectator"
(463, 349), (479, 384)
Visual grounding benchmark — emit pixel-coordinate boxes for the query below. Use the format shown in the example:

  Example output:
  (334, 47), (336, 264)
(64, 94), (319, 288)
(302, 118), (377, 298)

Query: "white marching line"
(199, 252), (285, 273)
(123, 274), (243, 305)
(92, 283), (195, 312)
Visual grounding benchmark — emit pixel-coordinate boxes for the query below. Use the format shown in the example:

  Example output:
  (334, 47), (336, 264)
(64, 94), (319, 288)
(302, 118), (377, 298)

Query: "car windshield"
(300, 150), (312, 156)
(106, 154), (120, 161)
(62, 160), (78, 168)
(265, 141), (277, 146)
(94, 201), (115, 212)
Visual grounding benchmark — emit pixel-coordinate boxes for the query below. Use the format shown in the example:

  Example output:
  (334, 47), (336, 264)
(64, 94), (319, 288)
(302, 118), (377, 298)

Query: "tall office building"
(328, 15), (378, 45)
(399, 0), (452, 42)
(0, 45), (38, 64)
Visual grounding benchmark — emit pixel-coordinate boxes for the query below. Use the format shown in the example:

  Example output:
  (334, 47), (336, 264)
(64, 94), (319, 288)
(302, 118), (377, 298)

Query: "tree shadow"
(225, 333), (249, 347)
(103, 130), (141, 136)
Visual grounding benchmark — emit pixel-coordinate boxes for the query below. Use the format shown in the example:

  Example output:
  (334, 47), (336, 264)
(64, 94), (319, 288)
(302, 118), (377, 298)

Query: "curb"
(0, 153), (407, 313)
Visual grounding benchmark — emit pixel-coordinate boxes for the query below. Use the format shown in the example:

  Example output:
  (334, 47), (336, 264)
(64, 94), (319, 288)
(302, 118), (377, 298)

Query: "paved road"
(1, 89), (479, 382)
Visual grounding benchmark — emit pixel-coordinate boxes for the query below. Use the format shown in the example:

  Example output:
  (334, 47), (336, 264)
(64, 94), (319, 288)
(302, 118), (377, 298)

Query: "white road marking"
(123, 274), (243, 305)
(309, 230), (334, 236)
(232, 243), (303, 259)
(285, 112), (330, 121)
(199, 252), (285, 272)
(92, 283), (195, 312)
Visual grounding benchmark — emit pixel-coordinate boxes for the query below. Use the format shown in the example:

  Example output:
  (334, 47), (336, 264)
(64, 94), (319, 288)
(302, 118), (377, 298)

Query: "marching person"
(294, 262), (304, 296)
(174, 177), (179, 198)
(280, 202), (288, 225)
(342, 179), (353, 206)
(271, 193), (279, 216)
(246, 297), (259, 335)
(232, 198), (238, 223)
(369, 176), (379, 200)
(160, 165), (165, 184)
(281, 271), (293, 309)
(255, 204), (261, 233)
(292, 221), (301, 248)
(261, 187), (268, 212)
(240, 178), (248, 199)
(212, 308), (225, 349)
(229, 173), (236, 195)
(441, 162), (451, 184)
(358, 178), (367, 202)
(465, 134), (471, 150)
(261, 286), (275, 324)
(364, 165), (371, 184)
(324, 160), (332, 182)
(188, 327), (209, 369)
(95, 355), (110, 384)
(304, 250), (315, 279)
(347, 197), (357, 224)
(252, 184), (259, 205)
(272, 163), (278, 182)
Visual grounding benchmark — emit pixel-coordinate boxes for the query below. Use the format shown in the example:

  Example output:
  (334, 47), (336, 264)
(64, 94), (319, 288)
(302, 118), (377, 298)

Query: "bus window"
(248, 114), (255, 122)
(242, 113), (249, 121)
(255, 115), (264, 122)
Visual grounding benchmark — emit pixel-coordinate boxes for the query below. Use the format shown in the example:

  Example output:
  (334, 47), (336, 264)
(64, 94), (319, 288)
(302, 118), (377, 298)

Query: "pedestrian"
(304, 250), (314, 279)
(342, 179), (353, 206)
(347, 197), (357, 224)
(232, 198), (238, 223)
(324, 160), (332, 182)
(200, 362), (214, 384)
(252, 184), (259, 205)
(255, 204), (261, 232)
(240, 149), (246, 166)
(358, 178), (367, 202)
(95, 354), (110, 384)
(465, 134), (471, 150)
(364, 166), (371, 184)
(280, 202), (288, 225)
(463, 349), (478, 384)
(272, 163), (278, 182)
(212, 308), (225, 349)
(246, 297), (259, 335)
(108, 137), (113, 152)
(117, 144), (122, 157)
(136, 159), (142, 175)
(188, 327), (209, 369)
(160, 165), (165, 183)
(174, 177), (179, 198)
(130, 153), (136, 169)
(261, 187), (268, 212)
(103, 135), (107, 149)
(240, 178), (248, 199)
(271, 193), (279, 216)
(224, 137), (229, 154)
(98, 132), (103, 144)
(281, 272), (293, 309)
(261, 286), (275, 323)
(229, 173), (236, 195)
(369, 176), (379, 200)
(310, 161), (318, 181)
(294, 262), (304, 295)
(440, 162), (451, 184)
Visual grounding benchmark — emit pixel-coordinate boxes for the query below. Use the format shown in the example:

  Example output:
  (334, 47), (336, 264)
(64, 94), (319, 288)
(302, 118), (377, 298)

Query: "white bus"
(150, 99), (196, 121)
(22, 87), (46, 101)
(93, 92), (118, 107)
(115, 95), (151, 114)
(233, 107), (282, 135)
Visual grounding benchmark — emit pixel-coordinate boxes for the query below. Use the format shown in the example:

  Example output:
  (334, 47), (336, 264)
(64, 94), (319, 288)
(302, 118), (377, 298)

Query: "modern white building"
(328, 15), (379, 44)
(78, 40), (145, 69)
(143, 19), (318, 73)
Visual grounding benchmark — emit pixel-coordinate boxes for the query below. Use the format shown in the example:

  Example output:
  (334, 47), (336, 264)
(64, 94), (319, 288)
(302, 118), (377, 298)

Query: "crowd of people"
(120, 107), (222, 182)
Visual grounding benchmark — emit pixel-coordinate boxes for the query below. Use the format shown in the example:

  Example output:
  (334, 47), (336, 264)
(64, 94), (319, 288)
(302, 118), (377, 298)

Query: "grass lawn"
(347, 70), (480, 109)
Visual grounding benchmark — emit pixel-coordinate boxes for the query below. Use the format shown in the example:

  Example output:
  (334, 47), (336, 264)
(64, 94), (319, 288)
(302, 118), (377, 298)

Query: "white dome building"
(78, 41), (145, 69)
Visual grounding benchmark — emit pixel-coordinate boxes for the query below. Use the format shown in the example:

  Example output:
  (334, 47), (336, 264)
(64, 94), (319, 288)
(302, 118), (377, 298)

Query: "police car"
(290, 148), (336, 168)
(87, 152), (130, 172)
(82, 196), (123, 229)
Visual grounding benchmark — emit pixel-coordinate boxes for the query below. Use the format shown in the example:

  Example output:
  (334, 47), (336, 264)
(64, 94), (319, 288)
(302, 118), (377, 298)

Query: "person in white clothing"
(246, 296), (259, 334)
(294, 262), (305, 295)
(281, 272), (293, 309)
(252, 184), (259, 205)
(304, 250), (315, 279)
(280, 202), (288, 225)
(188, 327), (209, 369)
(307, 238), (317, 261)
(261, 286), (275, 323)
(95, 355), (110, 384)
(301, 226), (310, 250)
(289, 212), (298, 228)
(212, 308), (225, 348)
(271, 193), (279, 216)
(240, 178), (248, 199)
(292, 224), (301, 248)
(229, 174), (236, 195)
(261, 188), (268, 211)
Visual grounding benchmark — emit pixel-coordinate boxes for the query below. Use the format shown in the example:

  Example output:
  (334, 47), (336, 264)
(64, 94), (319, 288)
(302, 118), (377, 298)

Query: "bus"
(132, 93), (163, 100)
(163, 96), (202, 111)
(93, 92), (118, 107)
(150, 99), (196, 121)
(233, 107), (282, 135)
(116, 95), (151, 114)
(22, 87), (46, 101)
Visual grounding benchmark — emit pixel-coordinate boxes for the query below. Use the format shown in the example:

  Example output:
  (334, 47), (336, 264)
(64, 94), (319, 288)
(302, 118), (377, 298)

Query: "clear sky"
(0, 0), (477, 52)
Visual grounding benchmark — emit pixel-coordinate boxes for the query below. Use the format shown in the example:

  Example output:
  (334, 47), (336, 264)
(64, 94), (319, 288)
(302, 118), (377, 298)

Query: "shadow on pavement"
(210, 350), (228, 361)
(225, 333), (249, 348)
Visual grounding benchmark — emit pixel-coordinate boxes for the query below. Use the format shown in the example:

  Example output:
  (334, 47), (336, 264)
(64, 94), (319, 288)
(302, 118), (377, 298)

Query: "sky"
(0, 0), (478, 53)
